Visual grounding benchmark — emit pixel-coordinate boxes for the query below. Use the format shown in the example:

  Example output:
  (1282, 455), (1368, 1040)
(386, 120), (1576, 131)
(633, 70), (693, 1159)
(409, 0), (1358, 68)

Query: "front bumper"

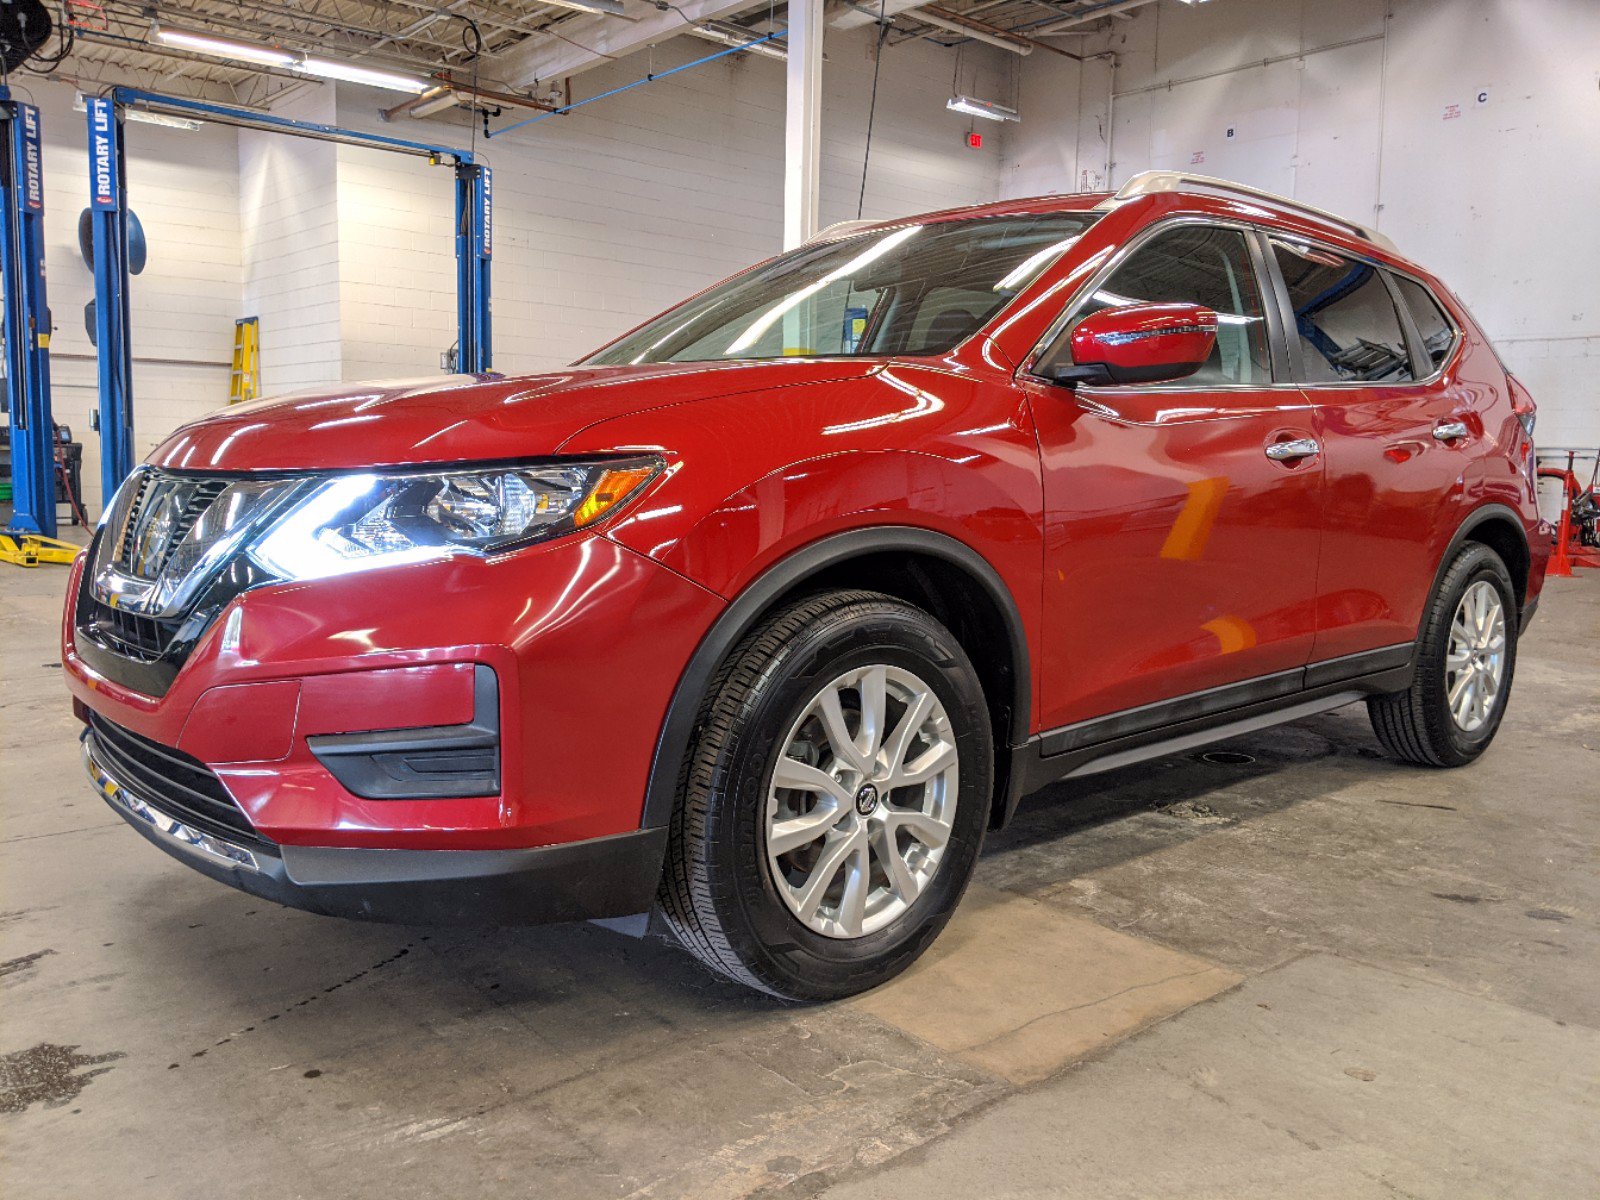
(86, 727), (669, 924)
(63, 532), (725, 853)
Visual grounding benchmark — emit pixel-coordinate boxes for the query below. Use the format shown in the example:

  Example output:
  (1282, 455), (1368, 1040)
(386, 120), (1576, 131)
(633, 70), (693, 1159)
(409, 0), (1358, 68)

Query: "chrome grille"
(113, 472), (152, 565)
(110, 474), (231, 581)
(88, 468), (300, 620)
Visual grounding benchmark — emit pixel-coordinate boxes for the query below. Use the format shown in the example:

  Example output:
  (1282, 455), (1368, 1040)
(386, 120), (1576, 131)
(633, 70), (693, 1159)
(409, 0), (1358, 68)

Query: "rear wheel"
(658, 590), (992, 1000)
(1368, 543), (1518, 767)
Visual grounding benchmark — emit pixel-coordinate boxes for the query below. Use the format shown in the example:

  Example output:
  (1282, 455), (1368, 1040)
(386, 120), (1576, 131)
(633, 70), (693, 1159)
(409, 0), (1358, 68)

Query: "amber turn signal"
(574, 464), (658, 527)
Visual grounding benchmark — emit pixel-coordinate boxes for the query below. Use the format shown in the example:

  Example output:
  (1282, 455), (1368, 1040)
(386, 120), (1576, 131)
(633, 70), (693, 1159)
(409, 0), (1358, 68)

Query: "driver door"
(1023, 221), (1326, 733)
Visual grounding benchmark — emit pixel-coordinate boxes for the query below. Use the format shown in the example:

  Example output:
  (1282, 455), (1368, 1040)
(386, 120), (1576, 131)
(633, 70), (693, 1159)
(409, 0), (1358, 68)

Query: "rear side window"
(1061, 224), (1273, 387)
(1270, 240), (1414, 383)
(1392, 274), (1458, 372)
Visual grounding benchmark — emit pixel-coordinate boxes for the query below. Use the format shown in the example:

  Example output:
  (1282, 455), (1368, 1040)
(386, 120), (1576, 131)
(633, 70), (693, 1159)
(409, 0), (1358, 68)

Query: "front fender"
(629, 524), (1035, 830)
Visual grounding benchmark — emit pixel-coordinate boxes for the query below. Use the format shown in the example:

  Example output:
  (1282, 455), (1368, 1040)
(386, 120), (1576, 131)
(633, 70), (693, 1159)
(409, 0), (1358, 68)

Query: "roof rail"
(1099, 170), (1399, 254)
(805, 218), (879, 244)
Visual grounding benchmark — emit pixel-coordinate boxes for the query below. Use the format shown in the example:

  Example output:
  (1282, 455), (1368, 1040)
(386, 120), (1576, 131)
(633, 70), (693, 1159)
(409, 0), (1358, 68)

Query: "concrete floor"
(2, 544), (1597, 1199)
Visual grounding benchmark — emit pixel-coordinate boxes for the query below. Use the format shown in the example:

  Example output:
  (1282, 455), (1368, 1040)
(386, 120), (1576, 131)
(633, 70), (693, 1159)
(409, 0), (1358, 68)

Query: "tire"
(1368, 543), (1518, 767)
(658, 590), (993, 1000)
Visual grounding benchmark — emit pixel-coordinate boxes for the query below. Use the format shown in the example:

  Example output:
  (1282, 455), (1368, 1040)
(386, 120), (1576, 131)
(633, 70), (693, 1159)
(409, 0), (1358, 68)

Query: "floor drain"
(1198, 750), (1256, 766)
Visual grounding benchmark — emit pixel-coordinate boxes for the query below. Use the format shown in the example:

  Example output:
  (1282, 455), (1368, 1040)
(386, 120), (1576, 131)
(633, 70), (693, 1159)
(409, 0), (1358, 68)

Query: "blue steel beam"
(112, 88), (473, 162)
(86, 96), (136, 506)
(456, 162), (492, 373)
(2, 89), (59, 536)
(85, 88), (492, 481)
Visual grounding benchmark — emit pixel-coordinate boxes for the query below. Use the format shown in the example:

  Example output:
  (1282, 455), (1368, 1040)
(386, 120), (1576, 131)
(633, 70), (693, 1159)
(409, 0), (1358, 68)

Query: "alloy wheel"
(764, 664), (959, 939)
(1445, 579), (1507, 733)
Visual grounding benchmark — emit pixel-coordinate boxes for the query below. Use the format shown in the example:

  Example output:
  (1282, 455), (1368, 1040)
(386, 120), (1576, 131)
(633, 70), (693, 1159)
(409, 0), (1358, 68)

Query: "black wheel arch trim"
(638, 526), (1032, 830)
(1431, 502), (1533, 616)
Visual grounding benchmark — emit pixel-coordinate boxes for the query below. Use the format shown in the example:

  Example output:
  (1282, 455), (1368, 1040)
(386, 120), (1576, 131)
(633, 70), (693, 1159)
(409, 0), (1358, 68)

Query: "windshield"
(585, 212), (1100, 366)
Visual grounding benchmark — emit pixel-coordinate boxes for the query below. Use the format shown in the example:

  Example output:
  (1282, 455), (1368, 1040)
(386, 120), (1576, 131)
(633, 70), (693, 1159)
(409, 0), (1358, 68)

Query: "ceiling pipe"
(918, 5), (1089, 60)
(1023, 0), (1158, 35)
(686, 20), (788, 59)
(381, 76), (557, 120)
(914, 9), (1031, 55)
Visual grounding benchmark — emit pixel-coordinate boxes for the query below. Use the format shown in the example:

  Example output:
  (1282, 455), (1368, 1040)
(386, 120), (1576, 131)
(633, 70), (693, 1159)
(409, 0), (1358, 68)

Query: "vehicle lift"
(85, 87), (493, 507)
(1, 84), (76, 562)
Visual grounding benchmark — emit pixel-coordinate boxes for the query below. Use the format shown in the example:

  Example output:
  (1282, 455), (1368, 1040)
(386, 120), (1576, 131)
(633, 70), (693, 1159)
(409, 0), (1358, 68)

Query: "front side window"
(1271, 240), (1415, 383)
(1392, 274), (1458, 372)
(1044, 224), (1272, 387)
(584, 213), (1099, 365)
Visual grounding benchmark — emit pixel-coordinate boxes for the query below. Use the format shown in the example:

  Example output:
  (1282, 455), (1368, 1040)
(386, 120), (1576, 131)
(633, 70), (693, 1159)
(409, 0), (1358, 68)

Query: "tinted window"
(1271, 240), (1414, 383)
(1055, 224), (1272, 387)
(1392, 274), (1457, 371)
(585, 213), (1098, 364)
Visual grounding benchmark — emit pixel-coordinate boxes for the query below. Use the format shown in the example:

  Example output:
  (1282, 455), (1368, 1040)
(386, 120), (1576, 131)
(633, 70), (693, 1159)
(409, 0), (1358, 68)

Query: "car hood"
(147, 360), (882, 473)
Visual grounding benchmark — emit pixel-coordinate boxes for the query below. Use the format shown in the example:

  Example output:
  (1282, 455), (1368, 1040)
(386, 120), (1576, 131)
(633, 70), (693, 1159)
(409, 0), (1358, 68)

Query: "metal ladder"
(229, 316), (260, 404)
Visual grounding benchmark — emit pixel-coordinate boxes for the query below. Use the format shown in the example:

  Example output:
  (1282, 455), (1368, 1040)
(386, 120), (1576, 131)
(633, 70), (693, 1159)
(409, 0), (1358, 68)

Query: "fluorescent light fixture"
(152, 25), (429, 93)
(540, 0), (626, 14)
(73, 93), (203, 130)
(153, 25), (298, 67)
(689, 22), (787, 60)
(298, 56), (430, 93)
(408, 86), (467, 118)
(946, 95), (1019, 122)
(128, 110), (204, 131)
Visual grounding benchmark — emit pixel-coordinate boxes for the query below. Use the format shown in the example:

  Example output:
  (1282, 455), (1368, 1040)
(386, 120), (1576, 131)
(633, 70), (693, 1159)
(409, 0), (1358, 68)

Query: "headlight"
(248, 458), (660, 581)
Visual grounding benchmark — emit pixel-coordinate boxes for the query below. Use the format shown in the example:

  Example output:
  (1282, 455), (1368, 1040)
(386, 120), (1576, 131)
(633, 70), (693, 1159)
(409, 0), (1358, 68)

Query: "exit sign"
(966, 131), (983, 149)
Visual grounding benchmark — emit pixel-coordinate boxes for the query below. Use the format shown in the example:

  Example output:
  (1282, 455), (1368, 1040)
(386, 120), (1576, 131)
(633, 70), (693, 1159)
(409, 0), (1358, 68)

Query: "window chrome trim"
(1023, 213), (1464, 393)
(1383, 267), (1466, 386)
(1021, 214), (1300, 394)
(1260, 231), (1464, 389)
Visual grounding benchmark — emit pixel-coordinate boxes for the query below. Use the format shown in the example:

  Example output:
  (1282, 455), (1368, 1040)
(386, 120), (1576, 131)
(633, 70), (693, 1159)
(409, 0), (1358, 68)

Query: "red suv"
(65, 173), (1548, 999)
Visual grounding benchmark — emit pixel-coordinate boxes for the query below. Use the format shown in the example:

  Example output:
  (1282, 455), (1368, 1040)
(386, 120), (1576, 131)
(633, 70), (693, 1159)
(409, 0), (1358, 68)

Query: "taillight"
(1509, 374), (1537, 439)
(1506, 376), (1538, 490)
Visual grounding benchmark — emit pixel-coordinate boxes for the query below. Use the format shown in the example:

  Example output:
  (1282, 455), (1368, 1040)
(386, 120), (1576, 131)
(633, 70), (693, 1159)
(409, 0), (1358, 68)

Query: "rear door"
(1265, 236), (1476, 664)
(1023, 221), (1325, 732)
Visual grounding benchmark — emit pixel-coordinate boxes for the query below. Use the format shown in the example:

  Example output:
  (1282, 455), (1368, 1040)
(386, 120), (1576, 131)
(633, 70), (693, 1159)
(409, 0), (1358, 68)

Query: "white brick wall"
(240, 89), (343, 396)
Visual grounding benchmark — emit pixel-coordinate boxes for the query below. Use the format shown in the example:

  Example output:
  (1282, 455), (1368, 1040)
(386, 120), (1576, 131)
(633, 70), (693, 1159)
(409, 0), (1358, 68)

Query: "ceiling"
(15, 0), (1137, 110)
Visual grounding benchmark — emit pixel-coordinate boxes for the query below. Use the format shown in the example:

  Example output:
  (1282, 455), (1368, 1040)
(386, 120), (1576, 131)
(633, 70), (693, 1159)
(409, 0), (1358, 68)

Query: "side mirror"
(1046, 302), (1218, 387)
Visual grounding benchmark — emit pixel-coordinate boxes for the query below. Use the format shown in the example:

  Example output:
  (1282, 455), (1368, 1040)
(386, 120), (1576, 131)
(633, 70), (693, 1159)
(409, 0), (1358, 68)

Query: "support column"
(86, 96), (135, 507)
(0, 90), (57, 535)
(454, 161), (493, 374)
(783, 0), (824, 250)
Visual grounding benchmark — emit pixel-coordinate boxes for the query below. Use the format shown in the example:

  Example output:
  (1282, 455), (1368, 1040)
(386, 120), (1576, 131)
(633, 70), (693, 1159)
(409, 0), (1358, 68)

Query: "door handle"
(1433, 420), (1470, 442)
(1265, 438), (1320, 462)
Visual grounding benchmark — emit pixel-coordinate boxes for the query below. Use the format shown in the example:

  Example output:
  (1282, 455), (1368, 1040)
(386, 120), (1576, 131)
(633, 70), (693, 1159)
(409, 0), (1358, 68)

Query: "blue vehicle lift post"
(1, 85), (58, 537)
(85, 96), (134, 513)
(86, 87), (492, 502)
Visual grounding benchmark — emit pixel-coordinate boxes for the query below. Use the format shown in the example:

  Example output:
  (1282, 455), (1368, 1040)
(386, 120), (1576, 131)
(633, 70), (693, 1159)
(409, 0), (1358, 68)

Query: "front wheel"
(658, 590), (993, 1000)
(1368, 543), (1518, 767)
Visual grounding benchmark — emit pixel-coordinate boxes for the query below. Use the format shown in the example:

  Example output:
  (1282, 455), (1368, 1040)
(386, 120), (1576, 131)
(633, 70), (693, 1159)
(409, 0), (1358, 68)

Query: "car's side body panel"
(1023, 378), (1326, 730)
